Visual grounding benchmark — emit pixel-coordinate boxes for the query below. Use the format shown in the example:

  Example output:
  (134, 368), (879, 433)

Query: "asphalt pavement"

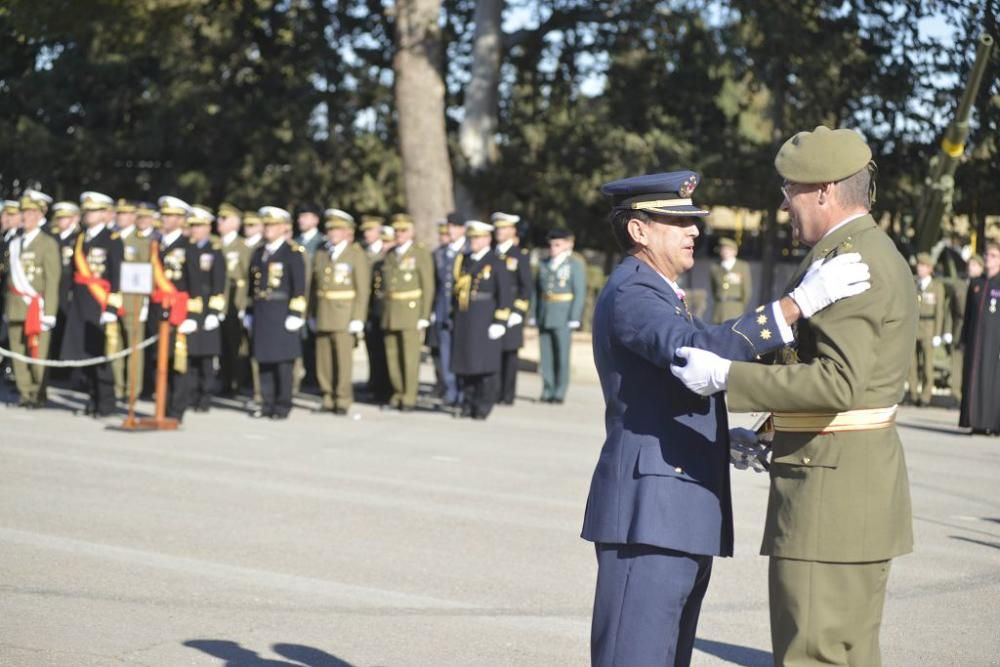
(1, 368), (998, 666)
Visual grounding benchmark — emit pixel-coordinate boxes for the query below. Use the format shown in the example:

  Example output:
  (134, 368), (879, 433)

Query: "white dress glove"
(728, 428), (769, 473)
(204, 314), (220, 331)
(178, 319), (197, 334)
(285, 315), (305, 332)
(99, 311), (118, 325)
(507, 312), (524, 327)
(242, 314), (253, 330)
(40, 315), (56, 332)
(943, 332), (953, 345)
(932, 335), (942, 348)
(568, 320), (581, 330)
(487, 323), (506, 340)
(139, 304), (148, 323)
(527, 317), (537, 327)
(348, 319), (364, 334)
(669, 346), (732, 396)
(417, 318), (430, 331)
(789, 252), (871, 319)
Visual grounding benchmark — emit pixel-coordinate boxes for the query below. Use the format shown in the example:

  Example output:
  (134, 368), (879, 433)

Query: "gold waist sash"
(543, 292), (574, 302)
(320, 290), (357, 300)
(389, 289), (422, 300)
(771, 405), (898, 433)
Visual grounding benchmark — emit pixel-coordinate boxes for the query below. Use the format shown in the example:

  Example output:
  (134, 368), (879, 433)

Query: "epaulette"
(110, 232), (120, 240)
(211, 240), (222, 250)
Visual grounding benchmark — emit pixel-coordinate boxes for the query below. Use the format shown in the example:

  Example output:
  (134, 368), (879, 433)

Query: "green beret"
(915, 252), (934, 266)
(775, 126), (872, 183)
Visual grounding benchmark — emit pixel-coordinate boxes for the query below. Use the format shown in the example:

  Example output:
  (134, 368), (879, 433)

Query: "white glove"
(487, 323), (506, 340)
(669, 346), (732, 396)
(729, 427), (769, 473)
(429, 312), (437, 324)
(943, 332), (953, 345)
(40, 315), (56, 332)
(508, 312), (524, 327)
(285, 315), (305, 332)
(348, 319), (364, 334)
(99, 311), (118, 325)
(568, 320), (581, 330)
(789, 252), (871, 319)
(417, 318), (430, 331)
(307, 317), (317, 332)
(527, 317), (537, 327)
(204, 314), (220, 331)
(178, 319), (197, 334)
(139, 304), (148, 323)
(242, 314), (253, 330)
(932, 335), (942, 348)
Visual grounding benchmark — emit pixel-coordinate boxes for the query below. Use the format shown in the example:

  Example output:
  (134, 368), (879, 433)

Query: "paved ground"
(1, 365), (998, 666)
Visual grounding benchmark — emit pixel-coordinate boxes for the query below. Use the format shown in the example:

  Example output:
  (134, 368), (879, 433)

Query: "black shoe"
(249, 409), (269, 419)
(552, 398), (565, 405)
(399, 405), (415, 413)
(333, 407), (348, 416)
(271, 412), (289, 420)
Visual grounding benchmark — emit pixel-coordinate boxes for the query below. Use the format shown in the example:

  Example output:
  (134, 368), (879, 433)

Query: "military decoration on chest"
(88, 246), (108, 276)
(164, 247), (186, 281)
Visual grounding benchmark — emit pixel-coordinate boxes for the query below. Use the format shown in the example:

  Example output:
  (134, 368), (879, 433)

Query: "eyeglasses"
(780, 181), (797, 202)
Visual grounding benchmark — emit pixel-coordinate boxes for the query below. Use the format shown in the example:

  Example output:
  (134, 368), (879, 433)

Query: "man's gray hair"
(835, 168), (872, 210)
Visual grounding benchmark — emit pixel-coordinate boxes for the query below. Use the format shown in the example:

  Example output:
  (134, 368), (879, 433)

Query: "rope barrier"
(0, 335), (160, 368)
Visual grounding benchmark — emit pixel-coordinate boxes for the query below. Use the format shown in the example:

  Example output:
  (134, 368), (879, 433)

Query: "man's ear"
(627, 218), (646, 247)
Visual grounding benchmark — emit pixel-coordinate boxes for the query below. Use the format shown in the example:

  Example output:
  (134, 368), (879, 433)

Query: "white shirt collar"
(919, 275), (932, 290)
(118, 225), (134, 240)
(266, 238), (285, 254)
(496, 239), (514, 254)
(395, 240), (412, 256)
(245, 233), (261, 247)
(549, 250), (571, 267)
(448, 236), (466, 252)
(86, 223), (106, 241)
(721, 257), (736, 271)
(300, 228), (318, 242)
(138, 227), (154, 238)
(222, 230), (238, 246)
(368, 239), (383, 254)
(21, 228), (41, 246)
(59, 224), (79, 240)
(161, 229), (182, 246)
(820, 212), (867, 241)
(330, 239), (348, 257)
(471, 246), (490, 262)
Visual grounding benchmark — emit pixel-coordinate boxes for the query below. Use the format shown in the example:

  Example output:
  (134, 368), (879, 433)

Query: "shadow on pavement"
(896, 420), (968, 437)
(695, 638), (771, 667)
(950, 535), (1000, 551)
(182, 640), (357, 666)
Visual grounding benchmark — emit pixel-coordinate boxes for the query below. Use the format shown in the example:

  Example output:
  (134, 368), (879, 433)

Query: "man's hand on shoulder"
(789, 252), (871, 320)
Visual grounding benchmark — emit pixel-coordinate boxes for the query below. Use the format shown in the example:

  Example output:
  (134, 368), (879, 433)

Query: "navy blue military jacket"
(248, 241), (306, 363)
(582, 255), (786, 557)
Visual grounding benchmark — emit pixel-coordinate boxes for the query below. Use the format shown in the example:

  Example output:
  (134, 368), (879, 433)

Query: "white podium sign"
(120, 262), (154, 295)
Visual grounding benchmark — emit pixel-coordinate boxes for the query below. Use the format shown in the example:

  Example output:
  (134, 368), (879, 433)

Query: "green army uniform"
(220, 227), (251, 396)
(113, 219), (153, 400)
(725, 127), (915, 667)
(709, 244), (753, 323)
(5, 228), (61, 406)
(908, 266), (945, 406)
(532, 242), (586, 403)
(310, 233), (370, 412)
(380, 217), (433, 410)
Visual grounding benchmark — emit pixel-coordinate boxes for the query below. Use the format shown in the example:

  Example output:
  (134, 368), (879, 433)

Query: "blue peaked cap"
(600, 170), (709, 217)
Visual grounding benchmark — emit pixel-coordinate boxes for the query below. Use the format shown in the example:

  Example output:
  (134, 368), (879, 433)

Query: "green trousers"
(908, 335), (935, 404)
(316, 331), (355, 410)
(250, 358), (262, 404)
(949, 346), (963, 401)
(113, 317), (145, 400)
(8, 323), (50, 403)
(384, 328), (421, 408)
(770, 557), (891, 667)
(539, 326), (571, 401)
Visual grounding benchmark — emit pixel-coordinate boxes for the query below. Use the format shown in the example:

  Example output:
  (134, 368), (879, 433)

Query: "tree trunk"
(455, 0), (504, 220)
(393, 0), (455, 245)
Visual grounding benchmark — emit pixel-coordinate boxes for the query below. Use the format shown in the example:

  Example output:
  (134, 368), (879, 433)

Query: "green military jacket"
(310, 242), (370, 332)
(222, 234), (251, 313)
(726, 215), (916, 563)
(709, 258), (753, 323)
(4, 230), (60, 321)
(380, 242), (433, 331)
(532, 252), (586, 329)
(915, 276), (945, 340)
(120, 228), (152, 316)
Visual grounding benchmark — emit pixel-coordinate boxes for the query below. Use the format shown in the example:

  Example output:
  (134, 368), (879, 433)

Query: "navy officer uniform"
(492, 211), (532, 405)
(246, 206), (307, 419)
(430, 215), (467, 406)
(583, 172), (795, 666)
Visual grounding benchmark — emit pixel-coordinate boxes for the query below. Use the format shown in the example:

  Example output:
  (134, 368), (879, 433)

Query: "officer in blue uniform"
(583, 171), (873, 666)
(492, 211), (532, 405)
(245, 206), (307, 419)
(430, 215), (466, 407)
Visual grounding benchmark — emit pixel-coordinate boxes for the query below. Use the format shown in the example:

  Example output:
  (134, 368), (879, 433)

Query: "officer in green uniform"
(218, 203), (251, 397)
(908, 252), (945, 406)
(112, 198), (153, 400)
(380, 213), (433, 411)
(532, 228), (586, 404)
(709, 237), (753, 323)
(672, 126), (914, 667)
(4, 191), (60, 407)
(309, 209), (370, 414)
(0, 200), (21, 387)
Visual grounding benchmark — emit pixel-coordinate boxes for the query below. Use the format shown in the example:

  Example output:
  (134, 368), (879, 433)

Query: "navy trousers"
(592, 543), (713, 667)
